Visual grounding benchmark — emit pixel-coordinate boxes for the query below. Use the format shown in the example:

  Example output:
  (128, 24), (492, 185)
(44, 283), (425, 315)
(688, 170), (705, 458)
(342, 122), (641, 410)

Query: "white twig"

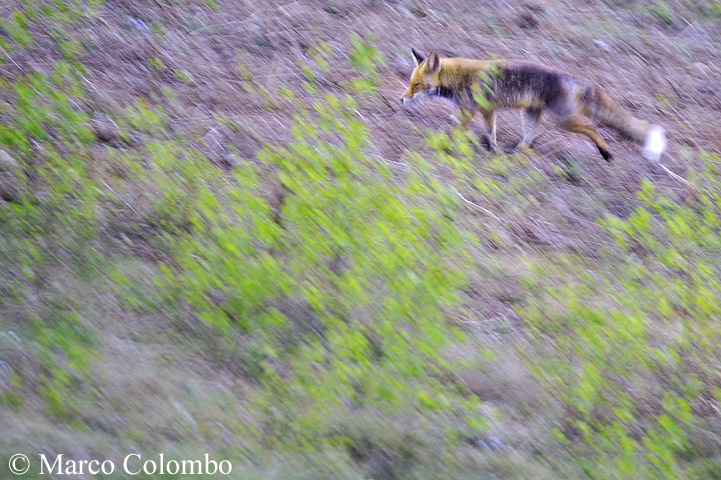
(458, 193), (501, 221)
(658, 162), (702, 197)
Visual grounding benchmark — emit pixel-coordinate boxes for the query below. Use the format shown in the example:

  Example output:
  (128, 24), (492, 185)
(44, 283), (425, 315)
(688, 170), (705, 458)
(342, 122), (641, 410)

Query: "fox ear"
(411, 48), (425, 66)
(427, 51), (441, 74)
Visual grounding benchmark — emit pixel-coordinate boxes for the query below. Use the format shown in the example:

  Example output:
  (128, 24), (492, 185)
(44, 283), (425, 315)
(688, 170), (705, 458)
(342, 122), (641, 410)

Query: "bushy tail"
(583, 87), (666, 162)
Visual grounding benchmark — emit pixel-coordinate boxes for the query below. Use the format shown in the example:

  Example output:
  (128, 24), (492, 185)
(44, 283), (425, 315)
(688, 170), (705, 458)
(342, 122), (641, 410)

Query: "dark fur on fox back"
(487, 63), (567, 109)
(437, 61), (570, 111)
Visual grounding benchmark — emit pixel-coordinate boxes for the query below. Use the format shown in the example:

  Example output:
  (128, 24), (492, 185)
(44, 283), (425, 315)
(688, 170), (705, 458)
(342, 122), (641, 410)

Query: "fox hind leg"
(556, 116), (613, 161)
(521, 107), (542, 147)
(515, 107), (543, 150)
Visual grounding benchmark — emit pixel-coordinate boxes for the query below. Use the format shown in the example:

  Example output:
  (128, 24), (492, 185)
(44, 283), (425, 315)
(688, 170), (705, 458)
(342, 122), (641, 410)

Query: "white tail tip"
(643, 126), (666, 162)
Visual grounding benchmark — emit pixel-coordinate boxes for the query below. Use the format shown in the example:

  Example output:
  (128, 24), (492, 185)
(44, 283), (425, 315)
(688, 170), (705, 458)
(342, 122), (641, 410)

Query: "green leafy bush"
(522, 150), (721, 478)
(156, 41), (495, 463)
(0, 60), (99, 416)
(161, 89), (481, 440)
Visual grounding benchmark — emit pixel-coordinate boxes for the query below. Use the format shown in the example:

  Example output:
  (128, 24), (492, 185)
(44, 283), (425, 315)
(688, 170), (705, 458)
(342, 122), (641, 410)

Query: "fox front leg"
(454, 108), (475, 129)
(481, 110), (497, 152)
(455, 108), (497, 153)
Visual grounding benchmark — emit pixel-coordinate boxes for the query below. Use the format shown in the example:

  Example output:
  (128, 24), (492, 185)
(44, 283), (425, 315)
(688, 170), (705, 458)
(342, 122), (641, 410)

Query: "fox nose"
(399, 97), (404, 103)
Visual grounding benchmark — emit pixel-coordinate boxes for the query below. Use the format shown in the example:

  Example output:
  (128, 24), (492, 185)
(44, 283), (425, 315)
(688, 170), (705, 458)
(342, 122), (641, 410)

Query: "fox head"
(400, 49), (442, 104)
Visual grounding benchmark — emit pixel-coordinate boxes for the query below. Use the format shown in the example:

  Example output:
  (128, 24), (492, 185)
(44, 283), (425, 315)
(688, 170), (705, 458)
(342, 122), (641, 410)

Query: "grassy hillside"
(1, 0), (720, 478)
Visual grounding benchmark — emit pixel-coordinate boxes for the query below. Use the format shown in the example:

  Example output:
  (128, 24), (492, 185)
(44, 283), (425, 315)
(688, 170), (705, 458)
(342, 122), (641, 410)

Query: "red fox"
(400, 49), (666, 162)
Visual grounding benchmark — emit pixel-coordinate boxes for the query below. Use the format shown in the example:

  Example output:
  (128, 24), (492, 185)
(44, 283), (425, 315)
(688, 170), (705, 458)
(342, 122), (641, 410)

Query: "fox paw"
(599, 147), (613, 162)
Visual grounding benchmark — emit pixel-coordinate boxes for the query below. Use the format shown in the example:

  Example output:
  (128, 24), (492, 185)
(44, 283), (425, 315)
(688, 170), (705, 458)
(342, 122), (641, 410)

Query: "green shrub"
(522, 150), (721, 478)
(0, 60), (99, 416)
